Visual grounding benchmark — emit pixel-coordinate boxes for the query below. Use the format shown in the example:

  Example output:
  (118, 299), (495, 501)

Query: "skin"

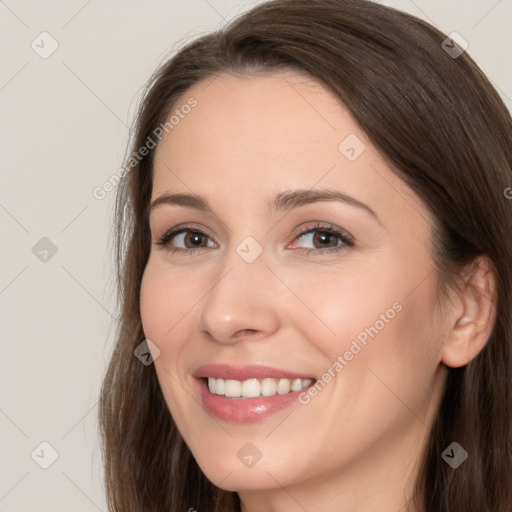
(140, 71), (496, 512)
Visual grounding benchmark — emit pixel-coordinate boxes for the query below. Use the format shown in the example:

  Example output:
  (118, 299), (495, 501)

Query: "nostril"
(234, 329), (265, 341)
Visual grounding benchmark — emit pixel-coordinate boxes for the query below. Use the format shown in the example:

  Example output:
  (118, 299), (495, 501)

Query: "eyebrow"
(148, 188), (381, 224)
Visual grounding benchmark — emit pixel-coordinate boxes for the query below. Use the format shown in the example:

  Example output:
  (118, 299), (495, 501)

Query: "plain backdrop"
(1, 1), (511, 510)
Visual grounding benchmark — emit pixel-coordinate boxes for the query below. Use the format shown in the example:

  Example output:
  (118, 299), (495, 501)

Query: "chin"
(192, 447), (309, 493)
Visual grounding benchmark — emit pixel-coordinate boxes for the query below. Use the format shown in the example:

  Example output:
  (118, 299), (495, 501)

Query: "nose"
(195, 248), (281, 345)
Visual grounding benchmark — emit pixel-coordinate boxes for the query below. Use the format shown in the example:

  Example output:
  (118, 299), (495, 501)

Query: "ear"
(440, 255), (497, 368)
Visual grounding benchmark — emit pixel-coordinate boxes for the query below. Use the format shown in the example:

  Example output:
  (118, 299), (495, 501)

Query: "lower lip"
(196, 379), (309, 424)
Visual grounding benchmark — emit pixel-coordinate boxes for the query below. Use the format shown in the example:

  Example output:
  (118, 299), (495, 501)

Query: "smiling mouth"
(204, 377), (315, 398)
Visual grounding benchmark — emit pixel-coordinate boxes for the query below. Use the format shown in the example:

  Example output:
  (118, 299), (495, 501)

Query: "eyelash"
(154, 223), (355, 256)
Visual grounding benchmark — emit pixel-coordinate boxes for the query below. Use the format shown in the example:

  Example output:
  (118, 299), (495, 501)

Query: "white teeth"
(261, 378), (277, 396)
(214, 378), (225, 395)
(224, 379), (241, 398)
(302, 378), (313, 389)
(277, 378), (291, 394)
(206, 377), (314, 398)
(291, 378), (302, 392)
(241, 379), (261, 398)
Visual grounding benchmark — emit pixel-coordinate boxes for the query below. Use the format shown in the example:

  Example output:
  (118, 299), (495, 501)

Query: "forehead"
(153, 71), (344, 172)
(151, 71), (431, 231)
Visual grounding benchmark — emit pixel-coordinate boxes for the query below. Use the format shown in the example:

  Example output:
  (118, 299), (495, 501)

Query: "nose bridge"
(195, 239), (280, 343)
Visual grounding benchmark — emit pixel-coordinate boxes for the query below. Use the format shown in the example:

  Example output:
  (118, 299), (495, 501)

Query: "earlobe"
(440, 255), (497, 369)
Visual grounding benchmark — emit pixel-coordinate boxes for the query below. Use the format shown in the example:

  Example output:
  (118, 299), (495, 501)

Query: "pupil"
(316, 231), (334, 247)
(189, 233), (203, 246)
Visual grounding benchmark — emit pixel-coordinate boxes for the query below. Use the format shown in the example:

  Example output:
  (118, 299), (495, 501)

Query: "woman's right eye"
(155, 228), (217, 254)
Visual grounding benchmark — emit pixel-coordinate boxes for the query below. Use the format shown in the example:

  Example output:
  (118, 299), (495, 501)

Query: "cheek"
(337, 271), (443, 424)
(139, 259), (193, 341)
(290, 254), (442, 393)
(297, 278), (442, 452)
(282, 262), (403, 358)
(139, 261), (198, 424)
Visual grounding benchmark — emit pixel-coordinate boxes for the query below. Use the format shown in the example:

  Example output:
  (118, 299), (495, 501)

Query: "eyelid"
(289, 222), (354, 245)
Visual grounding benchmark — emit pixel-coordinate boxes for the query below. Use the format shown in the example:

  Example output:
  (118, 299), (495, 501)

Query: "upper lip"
(193, 364), (316, 381)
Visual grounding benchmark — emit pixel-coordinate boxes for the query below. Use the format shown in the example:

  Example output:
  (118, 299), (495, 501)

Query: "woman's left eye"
(291, 224), (354, 254)
(155, 223), (354, 255)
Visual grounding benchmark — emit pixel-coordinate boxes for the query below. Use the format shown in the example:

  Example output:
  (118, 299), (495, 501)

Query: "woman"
(98, 0), (512, 510)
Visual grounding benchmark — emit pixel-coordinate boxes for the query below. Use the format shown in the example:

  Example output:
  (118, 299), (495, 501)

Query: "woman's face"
(140, 72), (448, 500)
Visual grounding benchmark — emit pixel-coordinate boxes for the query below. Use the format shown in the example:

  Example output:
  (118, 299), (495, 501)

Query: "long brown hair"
(98, 1), (512, 510)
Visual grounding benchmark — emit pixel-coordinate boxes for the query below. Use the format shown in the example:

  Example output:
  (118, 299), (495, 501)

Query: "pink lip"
(193, 364), (316, 424)
(193, 363), (314, 381)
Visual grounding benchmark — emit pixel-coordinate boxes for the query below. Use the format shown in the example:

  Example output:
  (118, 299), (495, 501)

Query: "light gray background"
(1, 1), (511, 510)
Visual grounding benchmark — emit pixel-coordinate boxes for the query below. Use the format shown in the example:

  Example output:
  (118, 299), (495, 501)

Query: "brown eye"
(156, 228), (217, 253)
(311, 229), (341, 248)
(181, 231), (208, 248)
(293, 224), (354, 254)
